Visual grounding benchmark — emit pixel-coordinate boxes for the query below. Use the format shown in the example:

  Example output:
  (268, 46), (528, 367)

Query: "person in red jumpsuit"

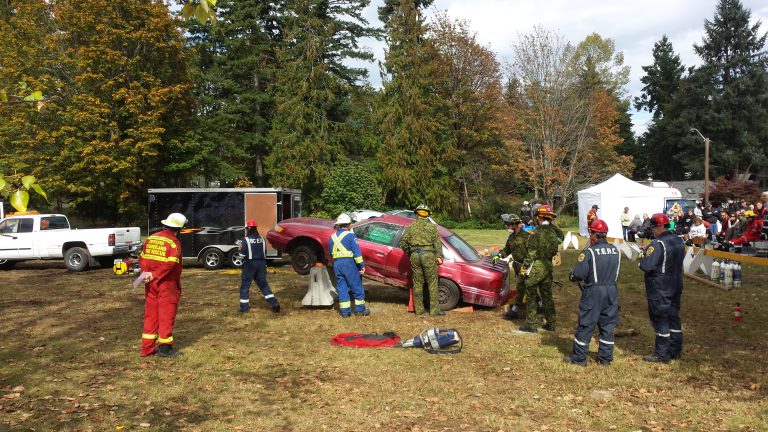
(728, 210), (764, 247)
(139, 212), (186, 358)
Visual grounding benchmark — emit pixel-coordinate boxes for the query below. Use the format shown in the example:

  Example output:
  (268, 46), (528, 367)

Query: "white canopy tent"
(576, 174), (681, 238)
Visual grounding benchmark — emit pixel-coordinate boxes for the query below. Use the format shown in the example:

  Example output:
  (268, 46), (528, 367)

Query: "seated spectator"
(726, 210), (764, 248)
(755, 200), (766, 218)
(694, 201), (703, 217)
(680, 208), (695, 233)
(626, 214), (643, 242)
(686, 217), (707, 246)
(636, 213), (652, 239)
(762, 192), (768, 239)
(716, 210), (730, 240)
(723, 212), (743, 242)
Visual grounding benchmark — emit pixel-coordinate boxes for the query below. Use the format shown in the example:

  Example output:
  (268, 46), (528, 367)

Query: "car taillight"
(490, 279), (503, 291)
(108, 233), (115, 246)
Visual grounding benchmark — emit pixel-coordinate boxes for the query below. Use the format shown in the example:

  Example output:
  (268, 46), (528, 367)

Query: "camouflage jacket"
(400, 218), (443, 259)
(523, 223), (562, 267)
(501, 229), (529, 264)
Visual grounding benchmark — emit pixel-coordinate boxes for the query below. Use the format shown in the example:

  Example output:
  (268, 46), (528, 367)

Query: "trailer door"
(245, 193), (279, 257)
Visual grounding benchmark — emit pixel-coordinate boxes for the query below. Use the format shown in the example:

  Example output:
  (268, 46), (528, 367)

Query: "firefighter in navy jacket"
(329, 213), (369, 317)
(139, 213), (186, 358)
(564, 219), (620, 366)
(238, 220), (280, 313)
(638, 213), (685, 363)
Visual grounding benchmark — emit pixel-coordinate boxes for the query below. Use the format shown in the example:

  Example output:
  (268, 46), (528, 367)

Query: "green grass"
(1, 248), (767, 431)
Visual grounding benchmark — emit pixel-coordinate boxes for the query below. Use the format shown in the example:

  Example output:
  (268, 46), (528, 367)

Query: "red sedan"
(266, 215), (509, 310)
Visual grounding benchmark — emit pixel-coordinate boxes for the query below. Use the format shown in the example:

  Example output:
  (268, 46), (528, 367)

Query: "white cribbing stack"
(302, 265), (338, 306)
(562, 231), (580, 250)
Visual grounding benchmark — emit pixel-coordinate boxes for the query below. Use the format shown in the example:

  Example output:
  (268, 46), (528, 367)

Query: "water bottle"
(724, 261), (733, 288)
(710, 259), (721, 282)
(733, 262), (742, 288)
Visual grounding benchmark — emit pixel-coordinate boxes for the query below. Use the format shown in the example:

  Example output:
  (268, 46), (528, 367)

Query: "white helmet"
(336, 213), (352, 225)
(523, 201), (529, 205)
(161, 213), (187, 228)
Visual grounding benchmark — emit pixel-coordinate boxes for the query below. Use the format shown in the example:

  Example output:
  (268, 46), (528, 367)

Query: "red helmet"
(649, 213), (670, 228)
(246, 219), (258, 228)
(537, 205), (556, 218)
(589, 219), (609, 233)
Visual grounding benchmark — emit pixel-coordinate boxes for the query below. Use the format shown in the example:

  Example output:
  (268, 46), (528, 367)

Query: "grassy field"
(1, 229), (767, 431)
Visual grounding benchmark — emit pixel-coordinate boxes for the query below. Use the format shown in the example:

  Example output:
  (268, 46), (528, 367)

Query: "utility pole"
(690, 128), (710, 206)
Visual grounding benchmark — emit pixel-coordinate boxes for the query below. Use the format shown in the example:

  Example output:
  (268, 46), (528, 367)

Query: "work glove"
(519, 266), (527, 277)
(436, 257), (443, 265)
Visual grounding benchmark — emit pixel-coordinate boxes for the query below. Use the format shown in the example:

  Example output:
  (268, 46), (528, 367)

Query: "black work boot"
(642, 354), (669, 364)
(431, 310), (445, 316)
(157, 344), (182, 358)
(563, 356), (587, 366)
(271, 304), (281, 313)
(542, 323), (556, 332)
(517, 324), (537, 333)
(354, 309), (371, 317)
(503, 306), (519, 320)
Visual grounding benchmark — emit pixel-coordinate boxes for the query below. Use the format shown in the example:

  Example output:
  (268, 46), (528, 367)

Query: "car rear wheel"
(64, 247), (91, 272)
(228, 250), (244, 268)
(291, 245), (318, 275)
(438, 278), (461, 310)
(202, 248), (224, 270)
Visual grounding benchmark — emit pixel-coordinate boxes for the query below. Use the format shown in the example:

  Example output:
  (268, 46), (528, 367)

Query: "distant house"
(666, 180), (715, 201)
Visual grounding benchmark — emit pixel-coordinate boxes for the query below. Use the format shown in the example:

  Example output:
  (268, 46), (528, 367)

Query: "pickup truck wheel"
(64, 247), (91, 272)
(202, 248), (224, 270)
(438, 278), (461, 311)
(0, 259), (17, 269)
(228, 250), (245, 268)
(291, 245), (317, 276)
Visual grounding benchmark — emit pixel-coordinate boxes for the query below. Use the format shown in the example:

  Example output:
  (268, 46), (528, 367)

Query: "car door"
(0, 218), (34, 259)
(353, 222), (402, 280)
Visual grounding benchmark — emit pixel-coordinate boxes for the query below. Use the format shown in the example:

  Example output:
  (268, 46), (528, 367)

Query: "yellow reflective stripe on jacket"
(339, 301), (351, 309)
(142, 333), (158, 340)
(139, 254), (180, 263)
(331, 231), (354, 259)
(146, 235), (178, 249)
(158, 336), (174, 344)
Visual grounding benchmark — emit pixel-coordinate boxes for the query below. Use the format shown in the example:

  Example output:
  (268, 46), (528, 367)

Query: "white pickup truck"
(0, 213), (141, 271)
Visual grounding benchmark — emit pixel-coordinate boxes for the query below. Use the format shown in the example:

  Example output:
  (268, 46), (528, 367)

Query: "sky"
(351, 0), (768, 136)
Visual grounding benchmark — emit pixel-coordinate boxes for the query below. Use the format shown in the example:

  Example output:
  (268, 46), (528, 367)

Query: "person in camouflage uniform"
(499, 213), (530, 320)
(519, 204), (563, 333)
(400, 204), (444, 316)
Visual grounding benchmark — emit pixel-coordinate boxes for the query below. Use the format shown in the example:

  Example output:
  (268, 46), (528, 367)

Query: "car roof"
(358, 214), (452, 237)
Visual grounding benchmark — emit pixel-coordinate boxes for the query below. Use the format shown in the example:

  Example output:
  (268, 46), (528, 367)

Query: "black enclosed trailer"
(147, 188), (301, 269)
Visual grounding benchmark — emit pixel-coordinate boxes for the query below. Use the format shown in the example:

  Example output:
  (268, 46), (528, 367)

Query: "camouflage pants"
(510, 263), (527, 308)
(525, 260), (555, 329)
(410, 251), (440, 314)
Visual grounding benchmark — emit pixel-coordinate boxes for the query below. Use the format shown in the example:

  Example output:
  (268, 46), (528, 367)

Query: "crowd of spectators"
(625, 195), (767, 252)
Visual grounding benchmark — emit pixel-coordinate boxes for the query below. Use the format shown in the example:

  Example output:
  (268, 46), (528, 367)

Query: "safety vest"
(331, 231), (354, 259)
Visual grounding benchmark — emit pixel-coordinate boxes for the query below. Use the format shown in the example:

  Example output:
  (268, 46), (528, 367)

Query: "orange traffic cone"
(408, 287), (415, 313)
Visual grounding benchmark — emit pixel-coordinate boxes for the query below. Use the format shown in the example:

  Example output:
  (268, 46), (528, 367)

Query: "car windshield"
(444, 234), (481, 263)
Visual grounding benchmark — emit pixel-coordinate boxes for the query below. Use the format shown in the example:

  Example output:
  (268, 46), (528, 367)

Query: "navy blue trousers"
(240, 260), (277, 311)
(571, 285), (619, 364)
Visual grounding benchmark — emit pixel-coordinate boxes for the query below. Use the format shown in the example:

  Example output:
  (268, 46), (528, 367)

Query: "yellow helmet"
(415, 204), (431, 217)
(113, 259), (128, 275)
(744, 210), (756, 218)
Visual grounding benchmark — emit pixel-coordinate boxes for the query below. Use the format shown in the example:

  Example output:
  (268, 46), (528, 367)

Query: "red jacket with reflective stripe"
(139, 229), (182, 285)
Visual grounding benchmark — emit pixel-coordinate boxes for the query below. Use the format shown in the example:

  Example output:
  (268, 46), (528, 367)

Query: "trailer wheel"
(291, 245), (317, 275)
(64, 247), (91, 272)
(201, 248), (224, 270)
(228, 250), (245, 268)
(0, 259), (17, 270)
(438, 278), (461, 311)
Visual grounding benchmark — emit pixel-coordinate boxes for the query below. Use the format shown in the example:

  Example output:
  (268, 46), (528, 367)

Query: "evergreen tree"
(680, 0), (768, 177)
(633, 35), (686, 179)
(377, 0), (454, 211)
(185, 0), (280, 187)
(265, 0), (376, 207)
(634, 35), (685, 120)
